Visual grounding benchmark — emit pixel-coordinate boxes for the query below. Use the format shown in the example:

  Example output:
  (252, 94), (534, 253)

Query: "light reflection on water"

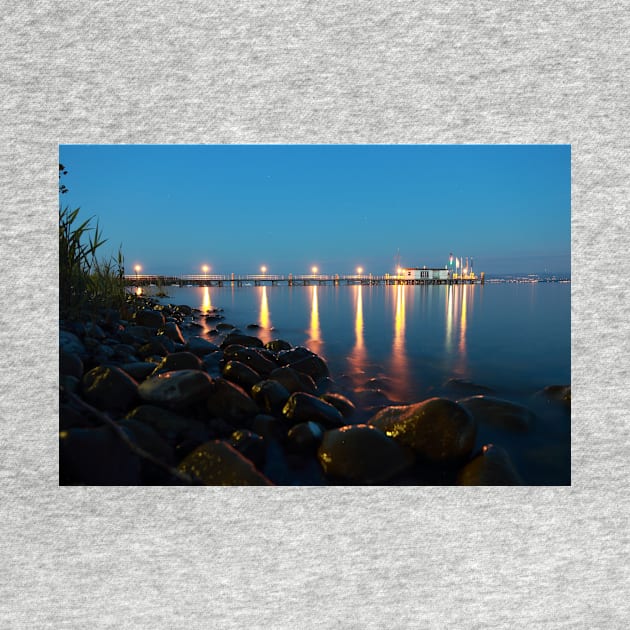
(168, 282), (569, 398)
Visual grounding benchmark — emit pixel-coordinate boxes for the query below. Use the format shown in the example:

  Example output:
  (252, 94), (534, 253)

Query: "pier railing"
(125, 273), (483, 286)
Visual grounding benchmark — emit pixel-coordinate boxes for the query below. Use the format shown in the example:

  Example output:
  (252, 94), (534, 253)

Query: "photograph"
(59, 144), (571, 485)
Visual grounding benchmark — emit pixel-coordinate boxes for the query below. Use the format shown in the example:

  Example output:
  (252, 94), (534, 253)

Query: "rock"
(206, 378), (259, 423)
(220, 333), (263, 349)
(60, 375), (80, 394)
(121, 362), (159, 381)
(282, 392), (344, 429)
(251, 414), (285, 440)
(457, 396), (535, 432)
(126, 405), (210, 443)
(60, 351), (83, 379)
(187, 336), (220, 357)
(152, 351), (202, 374)
(117, 418), (176, 483)
(265, 339), (292, 352)
(458, 444), (522, 485)
(121, 325), (154, 344)
(216, 322), (235, 330)
(320, 392), (355, 418)
(60, 330), (86, 357)
(246, 323), (261, 329)
(138, 370), (213, 407)
(137, 339), (170, 359)
(230, 430), (266, 468)
(85, 321), (106, 340)
(135, 309), (165, 328)
(82, 365), (138, 413)
(534, 385), (571, 409)
(444, 378), (494, 396)
(277, 346), (314, 364)
(318, 425), (415, 484)
(369, 397), (476, 464)
(288, 354), (330, 381)
(223, 345), (275, 374)
(286, 421), (324, 454)
(60, 426), (141, 485)
(268, 366), (317, 395)
(202, 351), (223, 377)
(353, 389), (393, 410)
(178, 441), (273, 485)
(222, 360), (262, 391)
(251, 380), (291, 414)
(161, 321), (186, 345)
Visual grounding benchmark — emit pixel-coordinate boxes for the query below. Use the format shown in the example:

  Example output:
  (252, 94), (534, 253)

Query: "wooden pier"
(125, 273), (484, 287)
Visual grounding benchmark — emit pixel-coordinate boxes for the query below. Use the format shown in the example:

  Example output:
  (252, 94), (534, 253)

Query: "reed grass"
(59, 205), (126, 319)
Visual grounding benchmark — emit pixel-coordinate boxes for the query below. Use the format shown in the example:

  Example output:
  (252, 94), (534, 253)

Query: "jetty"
(125, 272), (485, 287)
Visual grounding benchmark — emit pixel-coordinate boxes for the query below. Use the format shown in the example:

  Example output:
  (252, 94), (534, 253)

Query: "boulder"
(82, 365), (138, 413)
(268, 366), (317, 395)
(135, 309), (165, 328)
(320, 392), (355, 418)
(206, 378), (259, 423)
(282, 392), (344, 429)
(126, 405), (209, 443)
(458, 395), (535, 432)
(223, 345), (276, 374)
(229, 430), (266, 468)
(138, 370), (213, 407)
(152, 351), (202, 374)
(286, 421), (324, 454)
(318, 425), (415, 484)
(187, 336), (220, 357)
(369, 397), (476, 464)
(220, 333), (264, 349)
(222, 360), (262, 391)
(178, 441), (272, 485)
(162, 321), (186, 345)
(265, 339), (292, 352)
(458, 444), (522, 485)
(251, 380), (291, 414)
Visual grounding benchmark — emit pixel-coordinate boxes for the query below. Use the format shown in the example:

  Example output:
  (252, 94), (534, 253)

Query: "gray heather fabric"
(1, 2), (628, 628)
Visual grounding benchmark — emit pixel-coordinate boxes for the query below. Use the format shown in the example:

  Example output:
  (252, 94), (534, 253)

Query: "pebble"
(206, 378), (259, 423)
(187, 336), (220, 357)
(251, 379), (291, 414)
(268, 366), (317, 395)
(220, 333), (264, 349)
(320, 392), (356, 418)
(222, 360), (262, 391)
(135, 309), (165, 328)
(162, 321), (186, 345)
(458, 395), (535, 432)
(286, 421), (324, 454)
(282, 392), (344, 428)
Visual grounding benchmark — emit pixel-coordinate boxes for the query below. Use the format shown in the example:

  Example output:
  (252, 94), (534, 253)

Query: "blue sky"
(59, 145), (570, 276)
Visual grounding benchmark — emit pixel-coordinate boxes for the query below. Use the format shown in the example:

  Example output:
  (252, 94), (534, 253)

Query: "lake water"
(155, 282), (571, 484)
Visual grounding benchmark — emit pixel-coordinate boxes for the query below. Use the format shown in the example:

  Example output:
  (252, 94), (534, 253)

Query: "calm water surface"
(156, 283), (571, 484)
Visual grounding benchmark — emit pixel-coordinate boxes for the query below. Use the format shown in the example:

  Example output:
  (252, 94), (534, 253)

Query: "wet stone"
(265, 339), (292, 352)
(121, 362), (160, 381)
(289, 354), (330, 381)
(458, 395), (535, 432)
(82, 365), (138, 413)
(138, 339), (170, 359)
(318, 424), (415, 484)
(187, 336), (220, 357)
(222, 360), (262, 391)
(251, 414), (285, 440)
(282, 392), (344, 429)
(251, 379), (291, 414)
(202, 351), (223, 377)
(60, 330), (87, 357)
(369, 397), (476, 464)
(458, 444), (522, 485)
(152, 351), (202, 375)
(268, 366), (317, 395)
(277, 346), (314, 365)
(161, 321), (186, 345)
(534, 385), (571, 409)
(221, 333), (264, 349)
(60, 375), (80, 394)
(286, 421), (324, 454)
(223, 345), (276, 375)
(126, 405), (210, 443)
(178, 441), (273, 485)
(135, 309), (165, 328)
(206, 378), (259, 424)
(230, 430), (266, 468)
(444, 378), (494, 396)
(320, 392), (356, 418)
(216, 322), (235, 330)
(60, 351), (83, 379)
(138, 370), (213, 407)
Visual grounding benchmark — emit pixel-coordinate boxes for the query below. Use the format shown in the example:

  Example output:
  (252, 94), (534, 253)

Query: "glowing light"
(459, 284), (468, 355)
(260, 285), (270, 331)
(201, 264), (210, 274)
(133, 264), (142, 274)
(357, 266), (363, 275)
(390, 283), (410, 401)
(397, 267), (402, 276)
(261, 265), (267, 274)
(308, 284), (321, 348)
(347, 284), (367, 388)
(136, 287), (142, 296)
(201, 286), (212, 312)
(355, 284), (364, 349)
(311, 266), (318, 274)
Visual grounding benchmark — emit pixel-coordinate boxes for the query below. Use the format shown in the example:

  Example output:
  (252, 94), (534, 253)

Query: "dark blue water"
(155, 282), (571, 484)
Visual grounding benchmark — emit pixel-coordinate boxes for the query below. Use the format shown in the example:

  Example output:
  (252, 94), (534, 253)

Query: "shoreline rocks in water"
(59, 293), (568, 486)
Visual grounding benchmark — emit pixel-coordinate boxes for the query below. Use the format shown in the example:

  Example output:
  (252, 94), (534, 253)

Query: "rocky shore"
(60, 295), (571, 485)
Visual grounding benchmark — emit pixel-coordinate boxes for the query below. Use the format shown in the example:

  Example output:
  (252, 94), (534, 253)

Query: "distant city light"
(312, 266), (318, 274)
(397, 267), (402, 275)
(261, 265), (267, 273)
(202, 264), (210, 274)
(357, 266), (363, 274)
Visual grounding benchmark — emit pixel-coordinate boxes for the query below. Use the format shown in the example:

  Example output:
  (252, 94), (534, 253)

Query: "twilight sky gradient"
(59, 145), (570, 276)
